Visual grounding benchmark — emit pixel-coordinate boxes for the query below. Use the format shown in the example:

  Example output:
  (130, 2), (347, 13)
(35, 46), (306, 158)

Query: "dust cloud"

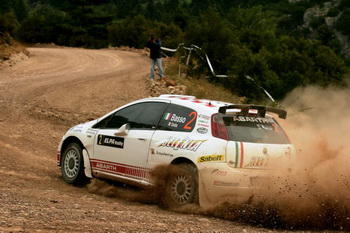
(261, 85), (350, 230)
(204, 85), (350, 230)
(87, 85), (350, 230)
(87, 164), (183, 208)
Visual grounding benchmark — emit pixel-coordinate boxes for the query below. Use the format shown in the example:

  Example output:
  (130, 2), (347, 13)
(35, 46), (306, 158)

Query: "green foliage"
(0, 12), (20, 36)
(108, 15), (149, 48)
(0, 0), (27, 39)
(3, 0), (349, 103)
(185, 7), (234, 74)
(276, 1), (315, 34)
(229, 36), (347, 101)
(228, 6), (278, 33)
(340, 0), (350, 9)
(310, 16), (325, 29)
(108, 15), (184, 49)
(12, 0), (28, 22)
(157, 22), (184, 49)
(335, 8), (350, 36)
(18, 4), (70, 44)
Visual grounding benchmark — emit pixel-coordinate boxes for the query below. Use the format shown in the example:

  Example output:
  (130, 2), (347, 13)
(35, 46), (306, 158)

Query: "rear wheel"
(61, 143), (87, 185)
(166, 163), (198, 206)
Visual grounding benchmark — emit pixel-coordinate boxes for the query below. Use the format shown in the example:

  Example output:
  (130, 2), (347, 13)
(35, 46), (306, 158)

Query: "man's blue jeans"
(150, 58), (164, 79)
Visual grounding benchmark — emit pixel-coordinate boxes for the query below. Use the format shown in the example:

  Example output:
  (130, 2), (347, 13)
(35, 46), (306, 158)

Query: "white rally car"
(57, 94), (294, 207)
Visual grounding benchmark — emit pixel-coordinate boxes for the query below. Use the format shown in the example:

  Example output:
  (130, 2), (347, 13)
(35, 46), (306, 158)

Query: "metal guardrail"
(161, 44), (228, 79)
(161, 44), (276, 103)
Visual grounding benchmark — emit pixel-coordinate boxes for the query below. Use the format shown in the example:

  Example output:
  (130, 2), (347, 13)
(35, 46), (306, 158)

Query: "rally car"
(57, 94), (294, 207)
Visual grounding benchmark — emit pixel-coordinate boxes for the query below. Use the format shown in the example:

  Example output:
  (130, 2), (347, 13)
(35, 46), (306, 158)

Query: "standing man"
(145, 34), (164, 80)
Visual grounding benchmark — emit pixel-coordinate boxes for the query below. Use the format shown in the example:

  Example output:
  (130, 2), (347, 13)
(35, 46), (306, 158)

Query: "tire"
(61, 143), (87, 185)
(166, 163), (199, 206)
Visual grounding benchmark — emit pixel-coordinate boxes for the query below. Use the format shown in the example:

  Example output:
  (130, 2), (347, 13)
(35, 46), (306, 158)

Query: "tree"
(0, 0), (12, 14)
(108, 15), (149, 48)
(12, 0), (28, 22)
(0, 11), (19, 36)
(18, 4), (69, 44)
(185, 7), (234, 74)
(336, 8), (350, 36)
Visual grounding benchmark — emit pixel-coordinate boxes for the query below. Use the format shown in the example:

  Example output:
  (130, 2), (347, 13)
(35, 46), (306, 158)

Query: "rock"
(147, 77), (186, 97)
(165, 79), (177, 87)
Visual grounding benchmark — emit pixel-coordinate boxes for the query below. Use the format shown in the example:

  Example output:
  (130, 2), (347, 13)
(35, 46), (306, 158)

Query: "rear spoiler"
(218, 104), (287, 119)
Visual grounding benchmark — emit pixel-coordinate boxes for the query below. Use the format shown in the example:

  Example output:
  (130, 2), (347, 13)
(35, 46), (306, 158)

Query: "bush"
(17, 4), (70, 44)
(335, 8), (350, 36)
(108, 15), (149, 48)
(0, 12), (19, 36)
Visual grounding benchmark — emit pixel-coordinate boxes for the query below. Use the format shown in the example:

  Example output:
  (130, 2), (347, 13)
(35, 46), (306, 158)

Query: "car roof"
(140, 94), (286, 119)
(155, 94), (232, 114)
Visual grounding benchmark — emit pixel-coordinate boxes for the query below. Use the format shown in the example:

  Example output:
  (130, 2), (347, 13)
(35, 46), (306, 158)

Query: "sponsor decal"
(96, 162), (118, 171)
(233, 116), (273, 124)
(245, 156), (268, 167)
(168, 122), (178, 128)
(211, 169), (228, 176)
(184, 111), (197, 130)
(198, 123), (209, 128)
(164, 113), (187, 123)
(71, 128), (82, 133)
(234, 141), (244, 168)
(86, 128), (98, 135)
(164, 113), (172, 120)
(156, 151), (174, 157)
(199, 114), (210, 121)
(198, 119), (209, 124)
(213, 181), (239, 187)
(256, 124), (274, 131)
(197, 127), (208, 134)
(198, 155), (225, 163)
(158, 136), (207, 152)
(97, 135), (124, 148)
(163, 111), (197, 131)
(70, 125), (83, 133)
(91, 159), (149, 179)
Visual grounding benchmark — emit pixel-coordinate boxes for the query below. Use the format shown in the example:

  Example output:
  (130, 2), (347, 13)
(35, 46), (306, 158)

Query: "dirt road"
(0, 47), (262, 232)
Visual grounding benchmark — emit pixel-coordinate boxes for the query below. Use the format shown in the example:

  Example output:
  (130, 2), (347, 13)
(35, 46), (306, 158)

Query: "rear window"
(223, 116), (290, 144)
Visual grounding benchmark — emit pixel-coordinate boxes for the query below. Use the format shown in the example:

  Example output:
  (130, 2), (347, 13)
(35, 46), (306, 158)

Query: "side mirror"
(114, 123), (130, 136)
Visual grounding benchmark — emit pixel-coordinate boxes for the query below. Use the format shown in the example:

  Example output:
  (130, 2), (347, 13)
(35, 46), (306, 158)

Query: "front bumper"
(198, 164), (268, 207)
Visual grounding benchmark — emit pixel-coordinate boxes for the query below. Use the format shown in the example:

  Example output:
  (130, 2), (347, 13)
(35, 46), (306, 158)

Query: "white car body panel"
(57, 94), (294, 206)
(91, 128), (154, 182)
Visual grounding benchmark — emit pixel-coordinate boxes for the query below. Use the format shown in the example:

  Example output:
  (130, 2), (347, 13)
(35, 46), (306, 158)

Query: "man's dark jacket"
(145, 39), (162, 60)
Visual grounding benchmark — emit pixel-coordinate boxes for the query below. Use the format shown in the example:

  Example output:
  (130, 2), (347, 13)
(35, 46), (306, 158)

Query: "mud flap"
(198, 169), (217, 208)
(82, 149), (93, 178)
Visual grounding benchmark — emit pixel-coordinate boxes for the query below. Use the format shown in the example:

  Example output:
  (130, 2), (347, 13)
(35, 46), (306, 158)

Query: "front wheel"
(166, 163), (199, 206)
(61, 142), (87, 185)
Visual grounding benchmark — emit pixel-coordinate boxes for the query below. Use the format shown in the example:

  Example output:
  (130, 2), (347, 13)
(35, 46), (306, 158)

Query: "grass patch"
(165, 57), (246, 104)
(181, 78), (246, 104)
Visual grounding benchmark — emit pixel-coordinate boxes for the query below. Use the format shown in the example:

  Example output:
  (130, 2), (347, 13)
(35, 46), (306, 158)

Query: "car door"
(148, 104), (202, 165)
(92, 101), (169, 182)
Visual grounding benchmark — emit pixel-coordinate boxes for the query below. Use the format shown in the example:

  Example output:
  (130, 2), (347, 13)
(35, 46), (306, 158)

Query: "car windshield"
(223, 115), (290, 144)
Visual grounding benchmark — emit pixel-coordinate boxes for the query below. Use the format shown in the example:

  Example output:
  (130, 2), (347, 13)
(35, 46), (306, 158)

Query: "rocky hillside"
(301, 0), (350, 57)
